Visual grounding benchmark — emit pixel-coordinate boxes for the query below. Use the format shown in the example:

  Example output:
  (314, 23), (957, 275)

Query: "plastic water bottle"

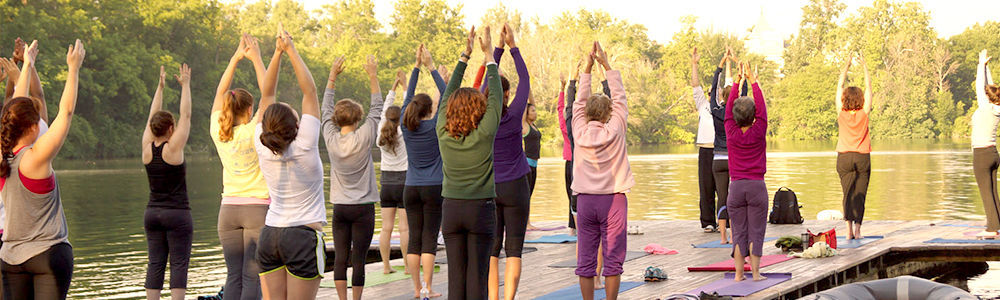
(420, 285), (430, 300)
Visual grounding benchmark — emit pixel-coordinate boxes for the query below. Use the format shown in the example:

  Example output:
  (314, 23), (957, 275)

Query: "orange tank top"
(836, 110), (871, 153)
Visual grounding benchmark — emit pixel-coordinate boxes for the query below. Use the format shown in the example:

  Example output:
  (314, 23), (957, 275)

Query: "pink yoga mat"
(687, 254), (794, 272)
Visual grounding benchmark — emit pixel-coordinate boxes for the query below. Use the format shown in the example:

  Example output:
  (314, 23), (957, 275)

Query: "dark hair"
(403, 93), (432, 131)
(733, 96), (756, 127)
(484, 75), (511, 115)
(334, 99), (363, 127)
(1, 97), (40, 178)
(842, 86), (864, 111)
(219, 88), (254, 142)
(585, 93), (612, 123)
(259, 104), (298, 155)
(526, 103), (536, 122)
(150, 111), (175, 138)
(378, 106), (402, 154)
(720, 85), (732, 103)
(987, 84), (1000, 105)
(444, 88), (487, 138)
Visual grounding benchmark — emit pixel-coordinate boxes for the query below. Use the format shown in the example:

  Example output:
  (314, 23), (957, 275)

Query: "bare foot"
(720, 239), (730, 244)
(526, 223), (540, 231)
(594, 279), (605, 290)
(384, 267), (397, 274)
(753, 274), (768, 281)
(429, 291), (442, 298)
(734, 274), (746, 282)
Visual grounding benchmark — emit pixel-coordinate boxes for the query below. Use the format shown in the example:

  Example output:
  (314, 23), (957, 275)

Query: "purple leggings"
(575, 193), (627, 277)
(727, 180), (768, 257)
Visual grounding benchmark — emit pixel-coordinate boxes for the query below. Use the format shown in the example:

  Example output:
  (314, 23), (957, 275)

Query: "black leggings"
(565, 160), (577, 229)
(698, 147), (718, 228)
(837, 152), (871, 224)
(442, 198), (496, 300)
(2, 242), (73, 300)
(144, 207), (193, 289)
(527, 166), (537, 197)
(974, 146), (1000, 232)
(491, 175), (530, 258)
(332, 203), (375, 286)
(712, 159), (730, 223)
(403, 185), (443, 254)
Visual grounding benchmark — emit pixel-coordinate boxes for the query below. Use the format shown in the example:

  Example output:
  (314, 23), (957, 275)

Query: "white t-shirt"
(376, 90), (408, 172)
(693, 86), (715, 146)
(254, 114), (327, 227)
(1, 119), (48, 233)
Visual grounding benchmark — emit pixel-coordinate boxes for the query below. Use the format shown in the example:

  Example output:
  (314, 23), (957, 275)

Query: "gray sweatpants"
(217, 204), (267, 300)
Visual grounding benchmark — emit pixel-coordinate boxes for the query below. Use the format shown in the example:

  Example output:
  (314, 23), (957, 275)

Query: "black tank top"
(523, 124), (541, 160)
(144, 142), (189, 209)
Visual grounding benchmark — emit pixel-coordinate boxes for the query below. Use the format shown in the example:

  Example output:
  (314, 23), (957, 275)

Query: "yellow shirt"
(210, 110), (270, 203)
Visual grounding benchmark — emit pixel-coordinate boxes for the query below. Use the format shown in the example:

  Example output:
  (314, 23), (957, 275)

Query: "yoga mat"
(685, 273), (792, 297)
(935, 223), (987, 229)
(924, 238), (1000, 244)
(434, 247), (538, 264)
(548, 251), (650, 268)
(528, 225), (567, 231)
(535, 281), (644, 300)
(525, 234), (577, 244)
(319, 265), (440, 288)
(836, 236), (883, 249)
(692, 237), (777, 248)
(687, 254), (794, 272)
(324, 239), (401, 251)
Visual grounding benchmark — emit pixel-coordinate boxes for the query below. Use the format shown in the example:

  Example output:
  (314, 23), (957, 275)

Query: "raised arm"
(322, 56), (346, 133)
(253, 36), (282, 123)
(478, 26), (503, 135)
(1, 58), (17, 102)
(836, 53), (852, 112)
(748, 64), (767, 134)
(437, 26), (475, 132)
(861, 54), (872, 113)
(402, 66), (419, 114)
(472, 64), (485, 90)
(593, 42), (626, 132)
(23, 40), (84, 178)
(479, 47), (505, 93)
(12, 40), (36, 99)
(506, 25), (530, 121)
(10, 38), (47, 121)
(709, 50), (727, 109)
(361, 55), (384, 144)
(213, 36), (246, 112)
(690, 47), (701, 87)
(142, 66), (167, 146)
(977, 49), (992, 106)
(167, 64), (193, 152)
(285, 31), (318, 118)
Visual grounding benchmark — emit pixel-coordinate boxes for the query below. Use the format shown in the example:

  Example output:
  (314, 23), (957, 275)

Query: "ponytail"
(260, 104), (298, 155)
(987, 84), (1000, 106)
(218, 88), (253, 142)
(403, 94), (432, 131)
(378, 106), (402, 155)
(0, 98), (40, 178)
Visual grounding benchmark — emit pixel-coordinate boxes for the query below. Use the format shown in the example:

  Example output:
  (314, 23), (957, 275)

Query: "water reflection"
(55, 139), (987, 298)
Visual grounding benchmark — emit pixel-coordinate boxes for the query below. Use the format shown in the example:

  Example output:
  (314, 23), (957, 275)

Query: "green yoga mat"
(319, 265), (440, 288)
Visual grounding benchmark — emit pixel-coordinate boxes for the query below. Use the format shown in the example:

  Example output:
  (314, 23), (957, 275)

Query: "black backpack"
(768, 187), (804, 224)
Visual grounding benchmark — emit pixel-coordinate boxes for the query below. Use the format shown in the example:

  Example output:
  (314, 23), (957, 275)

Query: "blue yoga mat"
(693, 237), (777, 248)
(525, 234), (577, 244)
(924, 238), (1000, 244)
(534, 281), (643, 300)
(835, 236), (883, 249)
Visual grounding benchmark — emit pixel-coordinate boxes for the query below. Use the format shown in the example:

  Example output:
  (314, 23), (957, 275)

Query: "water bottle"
(420, 285), (430, 300)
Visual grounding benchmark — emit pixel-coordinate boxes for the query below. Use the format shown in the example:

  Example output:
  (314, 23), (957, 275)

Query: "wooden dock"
(316, 220), (1000, 299)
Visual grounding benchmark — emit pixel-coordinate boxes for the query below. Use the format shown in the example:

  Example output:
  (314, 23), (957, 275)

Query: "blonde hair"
(218, 88), (253, 142)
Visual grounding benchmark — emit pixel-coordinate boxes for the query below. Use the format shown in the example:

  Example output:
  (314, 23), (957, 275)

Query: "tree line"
(1, 0), (997, 159)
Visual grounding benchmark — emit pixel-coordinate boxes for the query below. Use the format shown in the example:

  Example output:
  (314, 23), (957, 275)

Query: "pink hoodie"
(571, 71), (635, 195)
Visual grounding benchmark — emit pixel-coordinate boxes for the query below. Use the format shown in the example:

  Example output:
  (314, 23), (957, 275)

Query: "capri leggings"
(491, 175), (531, 258)
(332, 203), (376, 286)
(403, 185), (443, 254)
(2, 242), (73, 300)
(144, 207), (193, 289)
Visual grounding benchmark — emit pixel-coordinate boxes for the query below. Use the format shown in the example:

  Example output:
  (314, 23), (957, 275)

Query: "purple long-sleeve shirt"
(724, 83), (767, 181)
(487, 47), (531, 183)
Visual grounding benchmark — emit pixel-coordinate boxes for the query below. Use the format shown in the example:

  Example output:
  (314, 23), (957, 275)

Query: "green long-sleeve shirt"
(436, 61), (503, 200)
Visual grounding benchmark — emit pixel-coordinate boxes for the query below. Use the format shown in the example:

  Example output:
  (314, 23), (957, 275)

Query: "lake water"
(43, 139), (996, 298)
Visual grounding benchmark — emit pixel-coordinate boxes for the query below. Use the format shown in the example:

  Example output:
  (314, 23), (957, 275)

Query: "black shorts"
(380, 184), (405, 208)
(257, 225), (326, 280)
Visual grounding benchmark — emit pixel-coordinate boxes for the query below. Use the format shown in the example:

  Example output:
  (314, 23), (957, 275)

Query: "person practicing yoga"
(572, 41), (634, 300)
(690, 47), (719, 234)
(253, 30), (326, 300)
(377, 70), (410, 274)
(436, 25), (502, 300)
(972, 49), (1000, 238)
(560, 63), (579, 235)
(725, 62), (768, 282)
(211, 32), (279, 300)
(1, 38), (85, 300)
(835, 52), (873, 240)
(523, 100), (541, 204)
(141, 64), (193, 300)
(483, 23), (532, 300)
(706, 47), (741, 244)
(401, 43), (447, 298)
(323, 54), (385, 300)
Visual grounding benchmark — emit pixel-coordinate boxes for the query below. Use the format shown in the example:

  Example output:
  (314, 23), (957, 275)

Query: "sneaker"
(975, 231), (999, 240)
(643, 266), (668, 282)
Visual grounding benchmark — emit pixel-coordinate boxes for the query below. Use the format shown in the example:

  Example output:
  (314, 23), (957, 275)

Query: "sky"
(278, 0), (1000, 43)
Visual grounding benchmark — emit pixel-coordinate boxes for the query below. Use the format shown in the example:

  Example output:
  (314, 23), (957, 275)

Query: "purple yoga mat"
(685, 273), (792, 297)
